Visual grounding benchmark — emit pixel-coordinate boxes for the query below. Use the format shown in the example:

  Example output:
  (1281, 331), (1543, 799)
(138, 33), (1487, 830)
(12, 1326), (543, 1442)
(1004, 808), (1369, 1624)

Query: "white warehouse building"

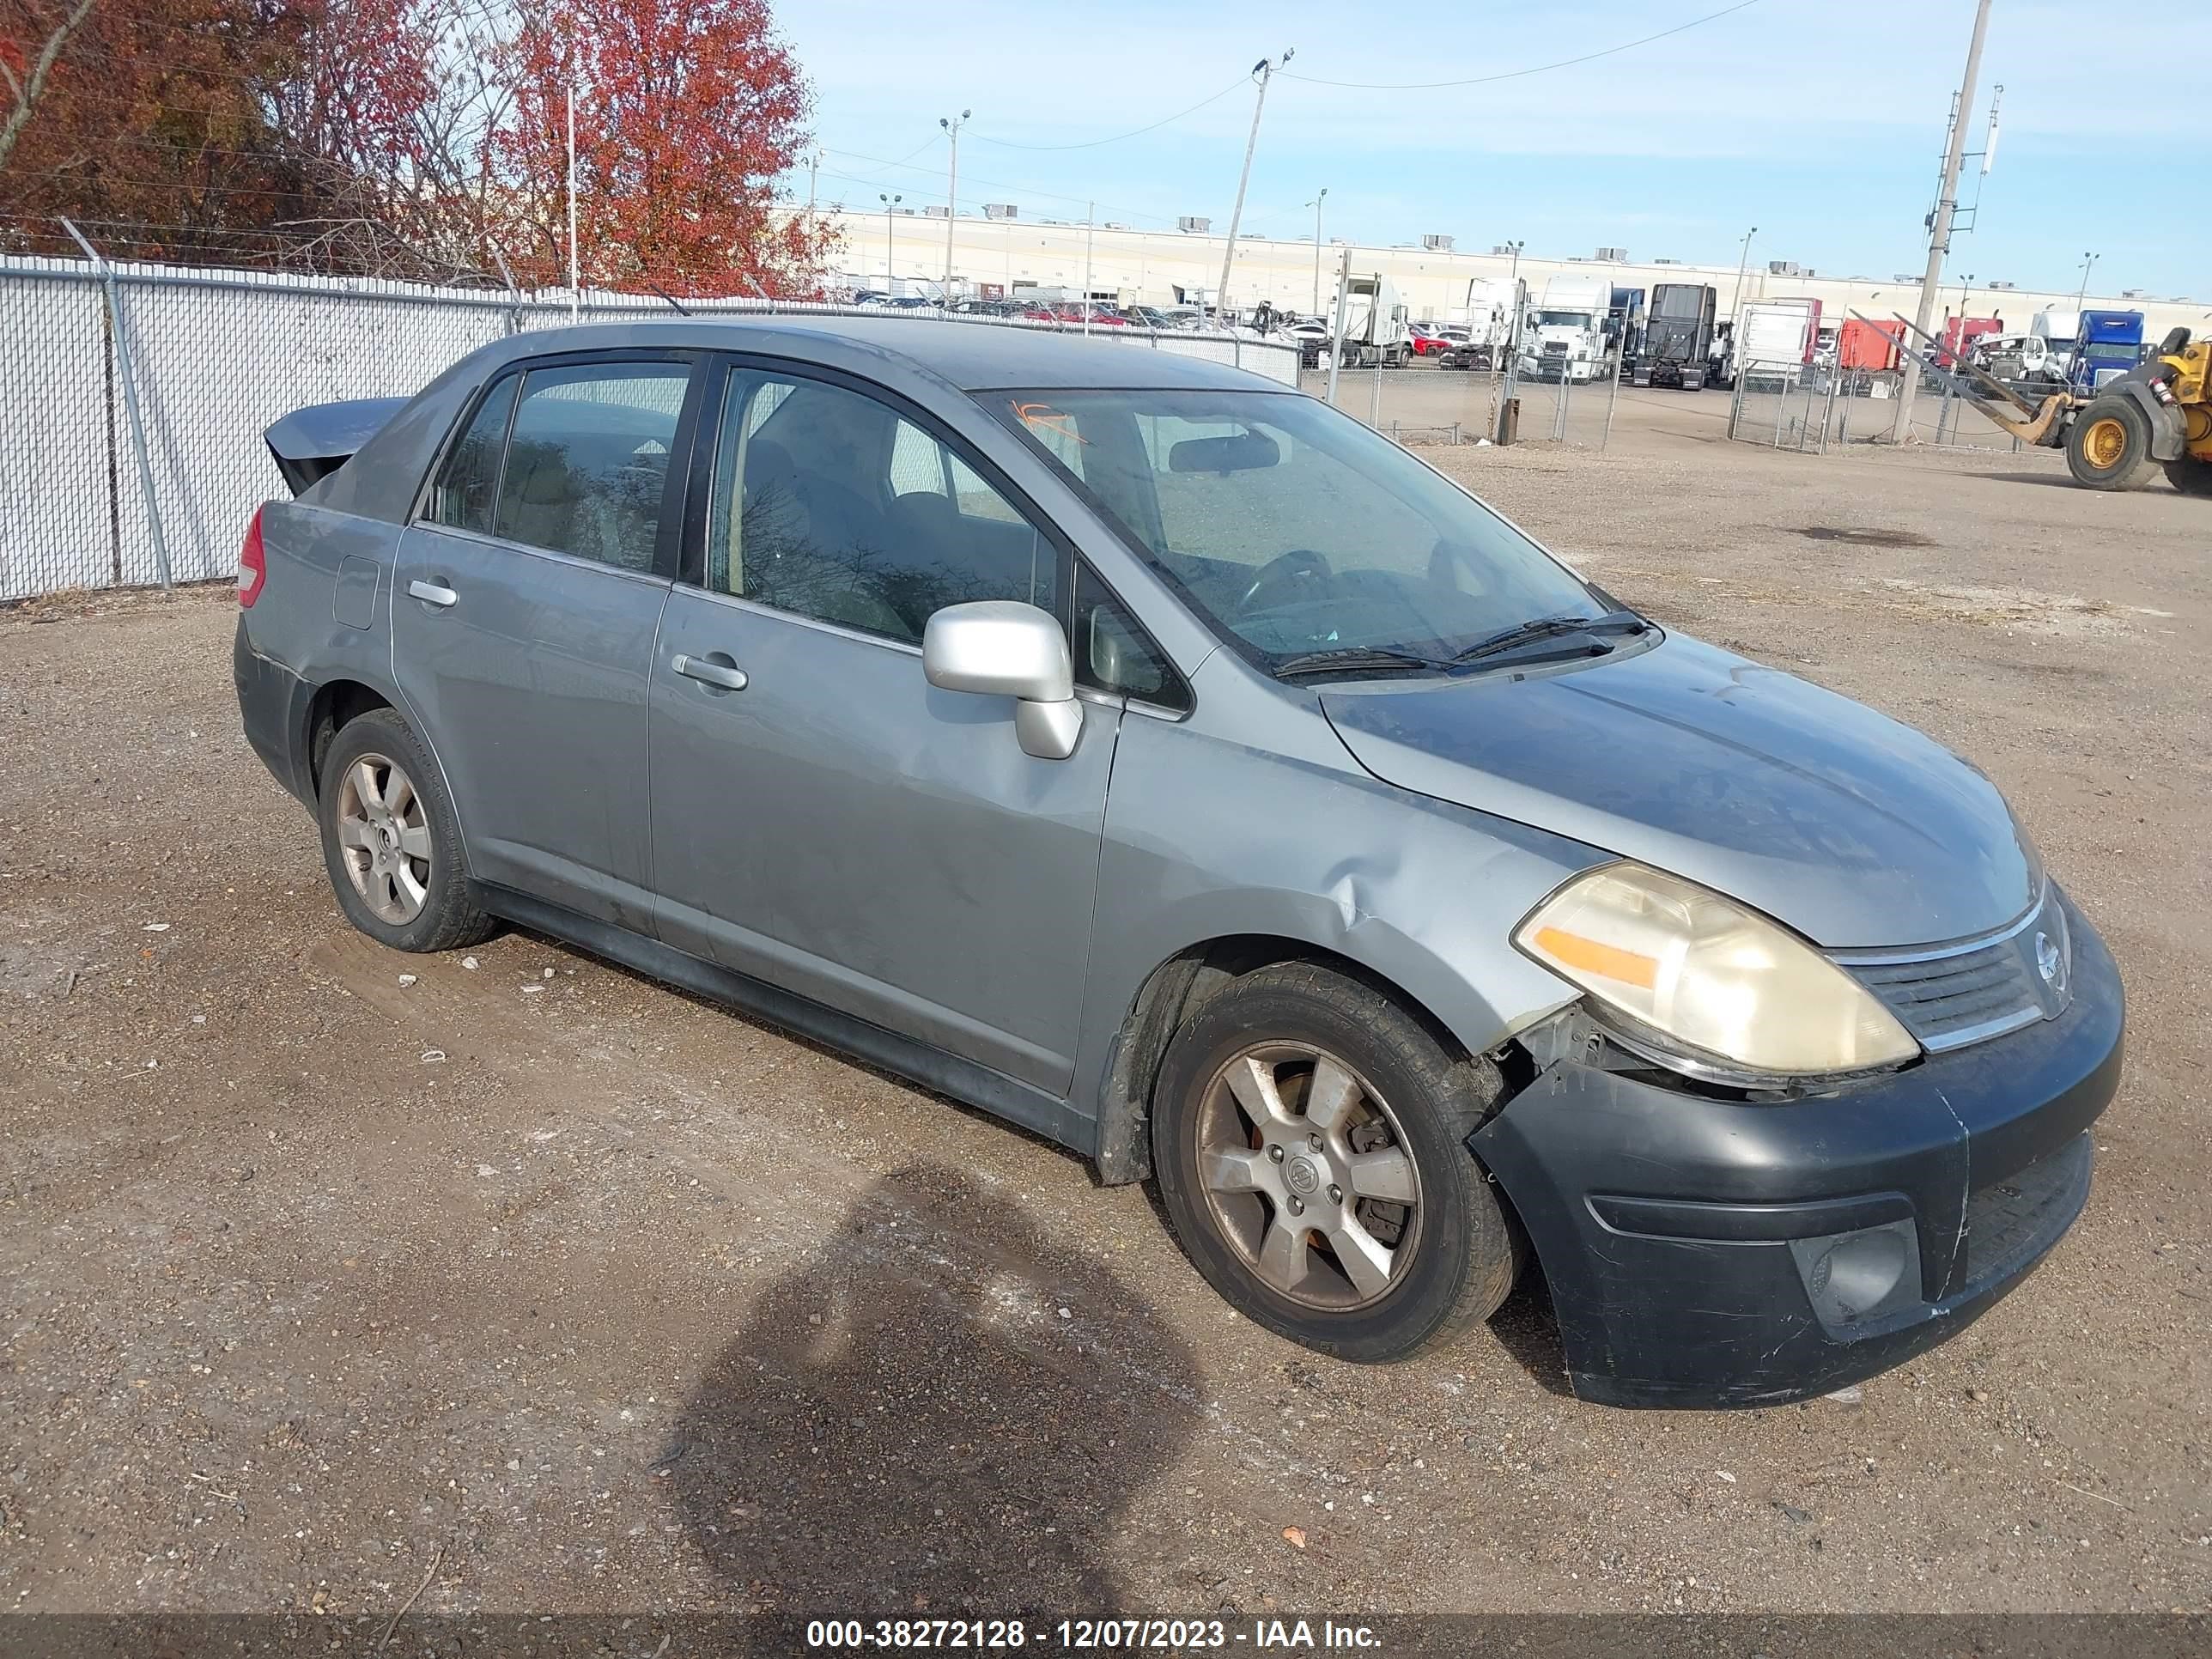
(817, 205), (2209, 344)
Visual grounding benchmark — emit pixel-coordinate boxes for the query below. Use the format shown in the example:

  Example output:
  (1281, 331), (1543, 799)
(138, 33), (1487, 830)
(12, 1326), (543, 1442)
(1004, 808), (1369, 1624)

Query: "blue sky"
(778, 0), (2209, 299)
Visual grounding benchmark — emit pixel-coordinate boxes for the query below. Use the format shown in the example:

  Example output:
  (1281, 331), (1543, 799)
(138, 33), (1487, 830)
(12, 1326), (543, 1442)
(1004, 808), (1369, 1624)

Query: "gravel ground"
(2, 404), (2208, 1626)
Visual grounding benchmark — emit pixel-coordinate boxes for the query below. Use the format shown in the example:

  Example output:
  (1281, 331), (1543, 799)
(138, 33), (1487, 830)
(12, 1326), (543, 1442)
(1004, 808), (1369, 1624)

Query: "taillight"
(238, 506), (267, 607)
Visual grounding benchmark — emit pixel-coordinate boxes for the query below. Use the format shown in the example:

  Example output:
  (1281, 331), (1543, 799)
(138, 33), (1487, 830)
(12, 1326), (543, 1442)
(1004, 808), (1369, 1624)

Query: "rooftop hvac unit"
(1987, 280), (2016, 290)
(1653, 258), (1680, 264)
(1177, 216), (1212, 234)
(982, 203), (1018, 220)
(922, 205), (948, 218)
(2121, 288), (2148, 299)
(1893, 273), (1919, 283)
(1767, 260), (1803, 276)
(1422, 234), (1455, 252)
(1595, 246), (1628, 262)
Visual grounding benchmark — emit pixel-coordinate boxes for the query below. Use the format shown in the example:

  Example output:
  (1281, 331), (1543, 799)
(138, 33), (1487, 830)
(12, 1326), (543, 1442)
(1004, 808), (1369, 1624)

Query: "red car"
(1050, 304), (1127, 326)
(1407, 323), (1454, 357)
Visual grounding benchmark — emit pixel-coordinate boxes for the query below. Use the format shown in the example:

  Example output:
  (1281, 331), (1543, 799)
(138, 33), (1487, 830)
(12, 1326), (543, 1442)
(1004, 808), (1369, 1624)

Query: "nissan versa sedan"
(234, 319), (2124, 1408)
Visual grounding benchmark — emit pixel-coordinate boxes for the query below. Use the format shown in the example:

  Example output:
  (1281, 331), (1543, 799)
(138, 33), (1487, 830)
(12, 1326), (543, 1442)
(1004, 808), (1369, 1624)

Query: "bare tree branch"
(0, 0), (99, 174)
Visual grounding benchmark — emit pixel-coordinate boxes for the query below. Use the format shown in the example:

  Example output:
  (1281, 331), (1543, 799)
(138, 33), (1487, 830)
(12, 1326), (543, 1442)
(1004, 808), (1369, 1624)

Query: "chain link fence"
(1297, 356), (1626, 452)
(1727, 363), (2035, 454)
(0, 256), (1298, 603)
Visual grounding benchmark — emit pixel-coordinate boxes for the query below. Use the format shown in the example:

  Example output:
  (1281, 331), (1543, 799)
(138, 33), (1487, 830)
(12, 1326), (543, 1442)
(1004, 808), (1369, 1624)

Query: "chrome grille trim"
(1831, 888), (2069, 1054)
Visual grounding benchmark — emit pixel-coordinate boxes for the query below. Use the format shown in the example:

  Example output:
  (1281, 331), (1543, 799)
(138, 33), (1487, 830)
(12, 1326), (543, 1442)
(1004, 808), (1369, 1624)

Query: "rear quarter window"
(428, 374), (519, 534)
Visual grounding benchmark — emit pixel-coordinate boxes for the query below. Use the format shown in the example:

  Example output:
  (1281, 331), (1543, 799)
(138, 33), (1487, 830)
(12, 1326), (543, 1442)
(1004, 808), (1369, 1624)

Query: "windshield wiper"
(1272, 646), (1449, 680)
(1449, 609), (1650, 665)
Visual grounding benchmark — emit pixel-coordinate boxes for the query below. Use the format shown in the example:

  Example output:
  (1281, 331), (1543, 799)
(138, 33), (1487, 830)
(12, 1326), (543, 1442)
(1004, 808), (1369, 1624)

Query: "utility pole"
(1216, 49), (1293, 327)
(879, 192), (901, 293)
(566, 83), (580, 323)
(1325, 245), (1352, 408)
(2075, 251), (2098, 310)
(939, 110), (970, 298)
(1498, 240), (1525, 441)
(1307, 187), (1328, 315)
(1891, 0), (1995, 442)
(805, 151), (819, 217)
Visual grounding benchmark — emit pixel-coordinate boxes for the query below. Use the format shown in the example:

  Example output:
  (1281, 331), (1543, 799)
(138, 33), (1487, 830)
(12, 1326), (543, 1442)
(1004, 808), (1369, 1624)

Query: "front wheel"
(2067, 397), (2152, 489)
(1150, 963), (1522, 1362)
(2163, 456), (2212, 496)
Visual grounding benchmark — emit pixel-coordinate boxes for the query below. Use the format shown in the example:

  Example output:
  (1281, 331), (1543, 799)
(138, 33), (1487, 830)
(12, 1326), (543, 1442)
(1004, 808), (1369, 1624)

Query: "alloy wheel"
(334, 752), (433, 924)
(1193, 1042), (1425, 1311)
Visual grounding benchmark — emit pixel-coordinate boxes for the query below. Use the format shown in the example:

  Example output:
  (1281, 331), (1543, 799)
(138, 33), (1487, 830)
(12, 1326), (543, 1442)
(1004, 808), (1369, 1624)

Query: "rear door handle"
(672, 653), (747, 691)
(408, 580), (459, 609)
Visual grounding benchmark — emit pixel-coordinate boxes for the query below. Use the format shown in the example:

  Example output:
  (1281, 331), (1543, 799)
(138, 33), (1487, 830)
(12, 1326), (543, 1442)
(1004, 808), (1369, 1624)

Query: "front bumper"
(1471, 887), (2124, 1408)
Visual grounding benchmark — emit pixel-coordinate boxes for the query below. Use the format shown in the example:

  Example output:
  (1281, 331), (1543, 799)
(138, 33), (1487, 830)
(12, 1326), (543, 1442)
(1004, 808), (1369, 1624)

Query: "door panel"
(389, 356), (695, 931)
(649, 590), (1119, 1091)
(392, 528), (670, 928)
(646, 361), (1115, 1092)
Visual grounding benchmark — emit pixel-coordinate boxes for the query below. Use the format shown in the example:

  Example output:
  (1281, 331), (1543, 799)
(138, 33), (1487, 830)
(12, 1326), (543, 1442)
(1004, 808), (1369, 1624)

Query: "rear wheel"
(2067, 398), (2152, 489)
(1150, 963), (1522, 1362)
(2163, 456), (2212, 496)
(318, 708), (495, 953)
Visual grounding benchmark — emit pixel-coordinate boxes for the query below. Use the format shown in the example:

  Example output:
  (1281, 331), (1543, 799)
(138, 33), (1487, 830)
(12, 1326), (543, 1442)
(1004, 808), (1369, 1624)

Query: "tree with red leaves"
(495, 0), (832, 296)
(0, 0), (836, 291)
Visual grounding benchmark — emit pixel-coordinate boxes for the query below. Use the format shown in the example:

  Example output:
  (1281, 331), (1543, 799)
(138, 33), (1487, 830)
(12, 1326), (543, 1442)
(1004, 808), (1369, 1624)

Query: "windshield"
(1534, 310), (1595, 328)
(985, 389), (1609, 672)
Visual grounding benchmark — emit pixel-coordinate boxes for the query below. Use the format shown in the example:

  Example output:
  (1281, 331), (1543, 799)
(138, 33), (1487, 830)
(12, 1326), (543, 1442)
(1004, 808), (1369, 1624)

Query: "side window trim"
(684, 352), (1078, 639)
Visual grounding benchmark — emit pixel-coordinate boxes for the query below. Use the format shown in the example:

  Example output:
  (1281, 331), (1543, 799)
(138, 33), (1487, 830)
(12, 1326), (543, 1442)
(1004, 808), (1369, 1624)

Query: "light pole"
(1216, 48), (1294, 325)
(2075, 251), (2098, 311)
(879, 192), (901, 294)
(1729, 224), (1758, 337)
(1891, 0), (1994, 442)
(1953, 272), (1975, 363)
(1306, 187), (1328, 315)
(939, 109), (970, 298)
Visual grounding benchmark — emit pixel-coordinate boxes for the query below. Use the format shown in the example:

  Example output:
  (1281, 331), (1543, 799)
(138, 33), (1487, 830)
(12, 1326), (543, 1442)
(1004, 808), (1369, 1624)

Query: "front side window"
(490, 362), (690, 572)
(702, 371), (1057, 644)
(986, 388), (1609, 672)
(428, 374), (518, 534)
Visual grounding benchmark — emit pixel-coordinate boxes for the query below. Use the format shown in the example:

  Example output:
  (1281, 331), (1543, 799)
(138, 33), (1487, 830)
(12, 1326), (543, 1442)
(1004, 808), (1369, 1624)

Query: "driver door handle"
(673, 653), (747, 691)
(408, 580), (459, 609)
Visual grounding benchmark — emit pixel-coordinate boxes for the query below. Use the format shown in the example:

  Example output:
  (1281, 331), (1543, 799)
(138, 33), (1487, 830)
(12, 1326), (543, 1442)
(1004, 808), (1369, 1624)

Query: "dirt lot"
(3, 402), (2209, 1629)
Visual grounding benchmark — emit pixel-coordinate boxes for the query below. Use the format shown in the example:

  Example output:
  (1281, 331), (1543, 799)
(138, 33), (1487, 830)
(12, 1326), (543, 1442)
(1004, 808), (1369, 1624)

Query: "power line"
(970, 76), (1250, 152)
(1279, 0), (1764, 90)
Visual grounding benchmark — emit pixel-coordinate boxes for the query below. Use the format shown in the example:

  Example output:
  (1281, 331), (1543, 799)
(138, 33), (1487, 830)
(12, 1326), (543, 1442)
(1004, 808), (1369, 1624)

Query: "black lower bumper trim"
(1472, 887), (2124, 1409)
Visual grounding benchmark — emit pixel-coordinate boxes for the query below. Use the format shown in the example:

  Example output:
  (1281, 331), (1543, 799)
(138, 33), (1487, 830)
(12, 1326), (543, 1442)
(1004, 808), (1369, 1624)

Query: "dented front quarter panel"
(1068, 648), (1602, 1128)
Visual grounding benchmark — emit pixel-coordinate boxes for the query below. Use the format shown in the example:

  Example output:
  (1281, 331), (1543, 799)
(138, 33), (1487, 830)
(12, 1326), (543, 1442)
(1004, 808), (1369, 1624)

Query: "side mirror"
(922, 600), (1084, 760)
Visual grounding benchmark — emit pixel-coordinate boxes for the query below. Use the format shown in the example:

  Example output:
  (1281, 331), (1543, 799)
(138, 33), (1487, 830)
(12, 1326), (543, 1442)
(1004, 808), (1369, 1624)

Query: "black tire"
(2066, 397), (2153, 489)
(318, 708), (495, 953)
(1150, 962), (1522, 1363)
(2163, 456), (2212, 496)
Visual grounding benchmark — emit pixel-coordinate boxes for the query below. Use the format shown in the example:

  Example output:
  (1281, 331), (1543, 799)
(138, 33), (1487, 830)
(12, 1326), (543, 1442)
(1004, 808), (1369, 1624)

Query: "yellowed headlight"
(1516, 863), (1919, 1077)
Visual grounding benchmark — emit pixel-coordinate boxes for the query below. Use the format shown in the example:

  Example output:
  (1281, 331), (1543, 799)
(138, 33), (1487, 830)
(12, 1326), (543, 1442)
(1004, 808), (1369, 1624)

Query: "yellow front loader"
(1863, 313), (2212, 493)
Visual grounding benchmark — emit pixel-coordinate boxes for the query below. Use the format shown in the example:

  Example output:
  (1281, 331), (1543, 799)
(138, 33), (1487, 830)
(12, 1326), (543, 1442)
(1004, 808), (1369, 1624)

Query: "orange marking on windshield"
(1012, 401), (1088, 444)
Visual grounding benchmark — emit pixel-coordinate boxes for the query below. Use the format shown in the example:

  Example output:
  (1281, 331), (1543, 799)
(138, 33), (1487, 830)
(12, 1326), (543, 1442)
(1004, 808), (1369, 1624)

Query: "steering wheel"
(1236, 548), (1333, 614)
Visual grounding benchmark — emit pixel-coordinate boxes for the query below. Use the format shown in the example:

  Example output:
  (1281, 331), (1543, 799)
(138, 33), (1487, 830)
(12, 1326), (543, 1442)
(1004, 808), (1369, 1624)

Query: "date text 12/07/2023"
(803, 1617), (1385, 1650)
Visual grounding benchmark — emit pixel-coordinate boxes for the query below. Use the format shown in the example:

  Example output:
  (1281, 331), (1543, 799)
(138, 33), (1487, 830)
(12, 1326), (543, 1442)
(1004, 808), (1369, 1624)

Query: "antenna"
(1979, 84), (2002, 175)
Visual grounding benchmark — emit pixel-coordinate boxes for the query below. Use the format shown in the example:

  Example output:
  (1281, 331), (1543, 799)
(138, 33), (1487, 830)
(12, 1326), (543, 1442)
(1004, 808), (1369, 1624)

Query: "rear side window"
(428, 374), (518, 534)
(490, 362), (690, 572)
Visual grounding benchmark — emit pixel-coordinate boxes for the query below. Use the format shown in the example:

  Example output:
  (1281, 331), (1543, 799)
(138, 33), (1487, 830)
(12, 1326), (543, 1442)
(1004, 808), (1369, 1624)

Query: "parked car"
(1122, 305), (1178, 331)
(1407, 323), (1453, 357)
(241, 319), (2122, 1407)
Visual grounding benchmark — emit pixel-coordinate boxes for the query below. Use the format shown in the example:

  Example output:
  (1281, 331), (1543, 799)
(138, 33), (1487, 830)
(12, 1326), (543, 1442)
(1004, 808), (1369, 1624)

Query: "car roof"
(467, 313), (1285, 394)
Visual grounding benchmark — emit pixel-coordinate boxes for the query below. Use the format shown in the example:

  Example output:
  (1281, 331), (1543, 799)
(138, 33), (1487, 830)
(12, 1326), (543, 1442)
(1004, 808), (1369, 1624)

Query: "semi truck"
(1437, 277), (1524, 372)
(1518, 275), (1611, 383)
(2069, 310), (2145, 393)
(1631, 283), (1718, 390)
(1333, 272), (1413, 368)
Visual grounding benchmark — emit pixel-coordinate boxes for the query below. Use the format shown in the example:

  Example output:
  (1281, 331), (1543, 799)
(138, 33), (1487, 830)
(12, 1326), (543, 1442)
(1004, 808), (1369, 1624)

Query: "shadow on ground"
(664, 1163), (1202, 1615)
